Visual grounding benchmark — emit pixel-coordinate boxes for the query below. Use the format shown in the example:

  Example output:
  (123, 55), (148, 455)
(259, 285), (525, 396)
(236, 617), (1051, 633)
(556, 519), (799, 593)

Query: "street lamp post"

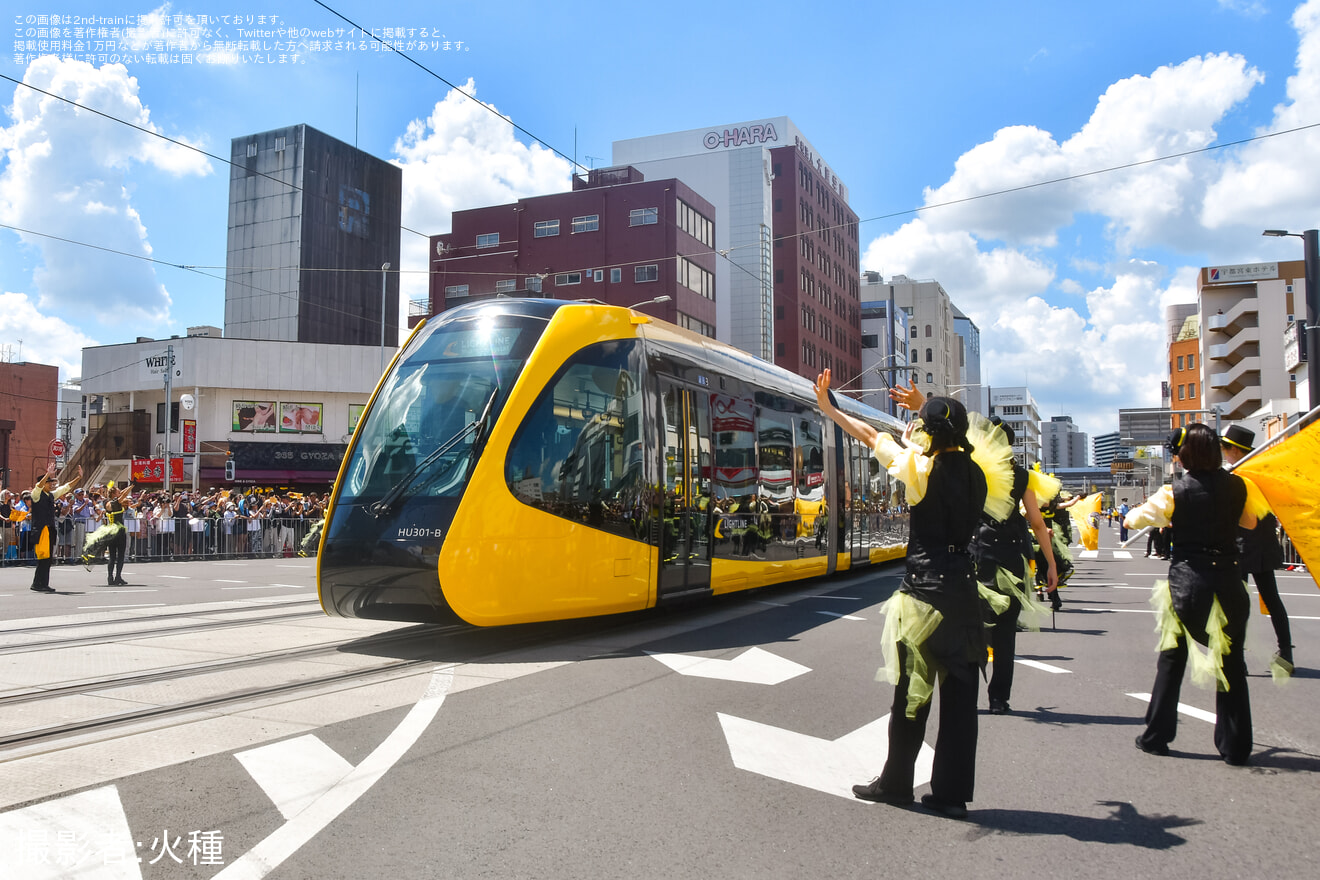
(1262, 229), (1320, 418)
(380, 262), (391, 374)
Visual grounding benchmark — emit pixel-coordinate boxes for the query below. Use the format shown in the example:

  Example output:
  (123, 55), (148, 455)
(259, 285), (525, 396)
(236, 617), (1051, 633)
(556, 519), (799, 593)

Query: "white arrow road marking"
(1126, 692), (1216, 723)
(236, 735), (355, 820)
(1014, 658), (1071, 674)
(0, 784), (140, 879)
(214, 666), (453, 880)
(648, 647), (810, 685)
(719, 712), (933, 801)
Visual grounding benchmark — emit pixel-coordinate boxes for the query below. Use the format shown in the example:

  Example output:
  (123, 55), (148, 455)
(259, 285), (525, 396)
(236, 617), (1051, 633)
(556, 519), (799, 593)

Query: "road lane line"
(1015, 658), (1071, 674)
(215, 666), (454, 880)
(816, 611), (865, 621)
(1126, 692), (1216, 724)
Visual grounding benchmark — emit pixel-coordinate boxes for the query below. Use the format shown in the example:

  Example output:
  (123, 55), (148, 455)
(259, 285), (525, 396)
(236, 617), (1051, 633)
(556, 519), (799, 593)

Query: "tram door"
(658, 378), (713, 599)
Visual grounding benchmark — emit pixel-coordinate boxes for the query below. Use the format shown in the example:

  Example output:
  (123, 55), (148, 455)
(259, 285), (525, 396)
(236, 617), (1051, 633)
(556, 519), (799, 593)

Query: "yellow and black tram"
(317, 298), (909, 626)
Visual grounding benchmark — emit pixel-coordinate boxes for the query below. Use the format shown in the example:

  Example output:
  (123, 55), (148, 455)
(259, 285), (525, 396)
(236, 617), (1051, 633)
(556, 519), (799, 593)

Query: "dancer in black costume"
(29, 463), (82, 592)
(1219, 425), (1292, 676)
(972, 419), (1059, 714)
(1126, 424), (1257, 766)
(814, 372), (1010, 819)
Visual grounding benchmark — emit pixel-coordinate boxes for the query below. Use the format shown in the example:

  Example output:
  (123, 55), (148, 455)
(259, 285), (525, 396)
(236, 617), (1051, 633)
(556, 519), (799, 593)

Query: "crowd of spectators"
(1, 483), (326, 565)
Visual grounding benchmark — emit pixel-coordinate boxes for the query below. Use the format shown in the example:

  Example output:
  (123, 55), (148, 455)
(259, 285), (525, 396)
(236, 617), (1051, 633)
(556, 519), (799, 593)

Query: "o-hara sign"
(703, 122), (779, 150)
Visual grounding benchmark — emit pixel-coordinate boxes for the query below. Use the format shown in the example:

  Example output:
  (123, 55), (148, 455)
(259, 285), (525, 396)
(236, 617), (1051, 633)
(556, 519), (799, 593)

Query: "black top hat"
(1221, 424), (1255, 451)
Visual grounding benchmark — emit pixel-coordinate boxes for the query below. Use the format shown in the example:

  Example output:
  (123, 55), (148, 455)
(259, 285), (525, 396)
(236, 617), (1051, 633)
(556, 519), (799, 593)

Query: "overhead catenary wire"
(5, 47), (1320, 338)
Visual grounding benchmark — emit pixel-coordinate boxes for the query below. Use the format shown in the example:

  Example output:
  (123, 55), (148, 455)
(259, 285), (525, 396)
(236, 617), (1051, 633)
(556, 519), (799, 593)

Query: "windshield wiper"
(369, 388), (499, 517)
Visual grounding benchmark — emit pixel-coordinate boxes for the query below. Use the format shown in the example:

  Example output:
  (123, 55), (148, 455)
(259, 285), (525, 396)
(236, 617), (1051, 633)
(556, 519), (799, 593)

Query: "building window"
(555, 272), (582, 286)
(635, 264), (658, 283)
(273, 136), (286, 151)
(925, 324), (932, 337)
(495, 279), (516, 293)
(610, 268), (621, 283)
(862, 334), (878, 349)
(629, 207), (658, 226)
(445, 284), (469, 298)
(572, 214), (599, 234)
(593, 269), (604, 282)
(477, 232), (499, 248)
(911, 326), (918, 338)
(525, 276), (543, 293)
(1178, 384), (1185, 400)
(1188, 382), (1196, 398)
(246, 142), (257, 158)
(1177, 355), (1184, 371)
(1188, 353), (1196, 369)
(534, 219), (560, 238)
(926, 373), (934, 384)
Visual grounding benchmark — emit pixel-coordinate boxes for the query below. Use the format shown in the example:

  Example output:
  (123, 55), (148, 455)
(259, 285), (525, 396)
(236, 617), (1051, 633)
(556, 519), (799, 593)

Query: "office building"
(1198, 260), (1304, 422)
(225, 124), (402, 347)
(422, 167), (717, 335)
(989, 386), (1042, 466)
(1093, 431), (1126, 469)
(614, 118), (861, 382)
(1040, 415), (1089, 469)
(857, 277), (910, 418)
(864, 274), (965, 402)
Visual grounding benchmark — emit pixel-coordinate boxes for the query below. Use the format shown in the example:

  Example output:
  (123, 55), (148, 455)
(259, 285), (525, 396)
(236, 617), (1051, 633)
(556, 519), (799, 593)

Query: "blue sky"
(3, 0), (1318, 438)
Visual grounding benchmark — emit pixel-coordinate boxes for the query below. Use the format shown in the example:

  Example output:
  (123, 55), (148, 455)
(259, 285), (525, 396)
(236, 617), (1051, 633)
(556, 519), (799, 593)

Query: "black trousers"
(1139, 580), (1252, 763)
(1251, 568), (1292, 661)
(31, 557), (53, 589)
(108, 531), (127, 582)
(879, 641), (979, 804)
(987, 596), (1021, 703)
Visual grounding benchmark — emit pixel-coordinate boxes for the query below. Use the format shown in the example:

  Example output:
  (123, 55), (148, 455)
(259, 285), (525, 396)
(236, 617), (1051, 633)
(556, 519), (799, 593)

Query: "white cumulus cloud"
(0, 291), (100, 377)
(391, 80), (574, 313)
(0, 56), (212, 330)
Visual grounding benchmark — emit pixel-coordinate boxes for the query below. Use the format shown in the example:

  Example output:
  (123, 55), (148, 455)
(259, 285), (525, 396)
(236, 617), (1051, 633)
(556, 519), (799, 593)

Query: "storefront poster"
(348, 403), (366, 432)
(280, 402), (323, 433)
(233, 401), (277, 432)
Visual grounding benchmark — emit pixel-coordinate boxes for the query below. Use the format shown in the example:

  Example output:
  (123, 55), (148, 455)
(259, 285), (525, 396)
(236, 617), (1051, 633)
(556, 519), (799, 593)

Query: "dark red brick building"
(769, 143), (861, 383)
(422, 167), (717, 335)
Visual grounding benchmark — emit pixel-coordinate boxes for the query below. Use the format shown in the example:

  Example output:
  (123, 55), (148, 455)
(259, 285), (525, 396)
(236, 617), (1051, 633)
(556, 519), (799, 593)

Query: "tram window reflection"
(506, 341), (645, 539)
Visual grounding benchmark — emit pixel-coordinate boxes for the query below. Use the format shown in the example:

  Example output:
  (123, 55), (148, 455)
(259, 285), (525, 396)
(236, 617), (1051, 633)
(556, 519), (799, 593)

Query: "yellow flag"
(1235, 419), (1320, 591)
(1075, 491), (1104, 551)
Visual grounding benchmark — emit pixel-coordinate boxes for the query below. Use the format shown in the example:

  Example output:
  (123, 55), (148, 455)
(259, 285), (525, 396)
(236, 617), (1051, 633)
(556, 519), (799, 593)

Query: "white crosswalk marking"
(236, 735), (354, 820)
(0, 785), (140, 878)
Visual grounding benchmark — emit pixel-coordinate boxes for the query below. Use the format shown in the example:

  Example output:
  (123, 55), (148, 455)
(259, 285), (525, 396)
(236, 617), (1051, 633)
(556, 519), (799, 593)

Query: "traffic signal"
(225, 460), (235, 481)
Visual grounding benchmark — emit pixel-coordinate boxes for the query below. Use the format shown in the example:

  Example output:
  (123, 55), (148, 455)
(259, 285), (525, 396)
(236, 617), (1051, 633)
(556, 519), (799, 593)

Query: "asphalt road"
(1, 528), (1317, 880)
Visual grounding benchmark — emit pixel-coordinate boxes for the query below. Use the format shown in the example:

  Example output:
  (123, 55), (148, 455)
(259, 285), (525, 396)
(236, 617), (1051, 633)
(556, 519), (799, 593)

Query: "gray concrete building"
(225, 124), (402, 347)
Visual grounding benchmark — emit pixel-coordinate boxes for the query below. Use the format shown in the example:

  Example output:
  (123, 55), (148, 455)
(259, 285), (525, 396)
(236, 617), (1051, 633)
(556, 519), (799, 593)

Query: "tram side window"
(794, 415), (826, 545)
(505, 341), (645, 540)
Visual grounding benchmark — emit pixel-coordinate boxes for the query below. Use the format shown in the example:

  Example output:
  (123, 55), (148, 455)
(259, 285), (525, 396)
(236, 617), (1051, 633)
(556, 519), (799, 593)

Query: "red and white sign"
(49, 439), (66, 458)
(182, 419), (197, 454)
(132, 457), (185, 483)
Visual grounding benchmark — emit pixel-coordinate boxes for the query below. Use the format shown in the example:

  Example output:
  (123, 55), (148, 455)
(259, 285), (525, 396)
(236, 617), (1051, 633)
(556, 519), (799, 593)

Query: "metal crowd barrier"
(1, 516), (320, 565)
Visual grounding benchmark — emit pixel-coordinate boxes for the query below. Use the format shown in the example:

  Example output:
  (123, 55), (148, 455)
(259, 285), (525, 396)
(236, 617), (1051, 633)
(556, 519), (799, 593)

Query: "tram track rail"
(0, 607), (328, 655)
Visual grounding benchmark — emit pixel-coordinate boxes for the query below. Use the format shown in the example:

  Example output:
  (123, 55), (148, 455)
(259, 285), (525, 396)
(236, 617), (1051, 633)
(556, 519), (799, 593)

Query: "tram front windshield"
(340, 312), (547, 506)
